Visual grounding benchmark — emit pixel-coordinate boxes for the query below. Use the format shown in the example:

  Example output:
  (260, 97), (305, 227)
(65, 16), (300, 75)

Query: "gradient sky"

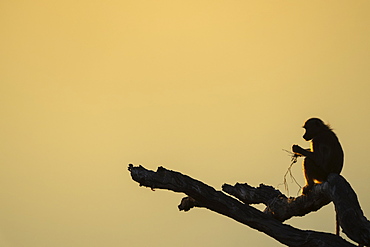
(1, 1), (370, 246)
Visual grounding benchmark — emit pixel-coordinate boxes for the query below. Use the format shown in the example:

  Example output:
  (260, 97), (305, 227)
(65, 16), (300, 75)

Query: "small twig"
(280, 149), (302, 195)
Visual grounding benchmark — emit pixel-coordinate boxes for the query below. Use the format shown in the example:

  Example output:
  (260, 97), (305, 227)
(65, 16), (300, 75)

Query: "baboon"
(292, 118), (344, 195)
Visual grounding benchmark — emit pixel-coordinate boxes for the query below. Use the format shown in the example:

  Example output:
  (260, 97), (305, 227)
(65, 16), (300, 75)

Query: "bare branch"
(222, 175), (370, 246)
(327, 174), (370, 246)
(222, 182), (332, 222)
(128, 164), (356, 247)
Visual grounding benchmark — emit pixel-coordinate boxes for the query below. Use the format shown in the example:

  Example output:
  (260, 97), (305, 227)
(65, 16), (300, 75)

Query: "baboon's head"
(302, 118), (330, 141)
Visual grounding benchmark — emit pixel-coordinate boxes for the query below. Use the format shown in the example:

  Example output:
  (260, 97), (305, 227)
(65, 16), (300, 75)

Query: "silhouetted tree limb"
(128, 164), (369, 247)
(222, 182), (332, 222)
(328, 174), (370, 246)
(222, 174), (370, 246)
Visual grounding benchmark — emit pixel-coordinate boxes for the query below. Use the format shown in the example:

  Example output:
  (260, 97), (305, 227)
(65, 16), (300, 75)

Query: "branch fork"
(128, 164), (369, 247)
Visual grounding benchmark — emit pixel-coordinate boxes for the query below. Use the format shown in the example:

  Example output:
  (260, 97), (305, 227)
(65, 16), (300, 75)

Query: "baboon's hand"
(292, 144), (303, 154)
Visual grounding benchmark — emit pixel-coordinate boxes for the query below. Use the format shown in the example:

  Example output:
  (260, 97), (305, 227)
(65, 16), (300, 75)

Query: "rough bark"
(128, 164), (369, 247)
(222, 182), (332, 222)
(327, 174), (370, 246)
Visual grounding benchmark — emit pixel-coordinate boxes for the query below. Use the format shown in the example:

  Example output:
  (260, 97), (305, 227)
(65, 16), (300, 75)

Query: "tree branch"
(128, 164), (358, 247)
(222, 175), (370, 246)
(222, 182), (332, 222)
(327, 174), (370, 246)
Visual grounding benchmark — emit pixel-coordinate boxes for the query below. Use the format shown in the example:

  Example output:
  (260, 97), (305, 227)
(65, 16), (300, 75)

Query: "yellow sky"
(1, 1), (370, 246)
